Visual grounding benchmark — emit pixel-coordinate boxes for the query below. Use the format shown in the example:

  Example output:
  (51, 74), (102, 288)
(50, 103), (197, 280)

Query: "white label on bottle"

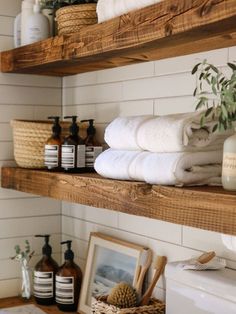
(44, 145), (59, 169)
(56, 276), (74, 304)
(34, 271), (53, 298)
(77, 145), (85, 168)
(222, 152), (236, 177)
(85, 146), (103, 168)
(62, 145), (75, 169)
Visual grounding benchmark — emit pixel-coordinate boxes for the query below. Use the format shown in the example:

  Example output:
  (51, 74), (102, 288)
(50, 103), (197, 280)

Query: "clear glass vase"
(21, 260), (31, 299)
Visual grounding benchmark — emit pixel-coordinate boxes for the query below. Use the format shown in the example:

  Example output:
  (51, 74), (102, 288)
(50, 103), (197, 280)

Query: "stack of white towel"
(95, 112), (232, 186)
(96, 0), (162, 23)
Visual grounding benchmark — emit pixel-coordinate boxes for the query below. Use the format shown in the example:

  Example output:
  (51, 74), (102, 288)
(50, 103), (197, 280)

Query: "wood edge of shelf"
(1, 0), (236, 76)
(1, 167), (236, 236)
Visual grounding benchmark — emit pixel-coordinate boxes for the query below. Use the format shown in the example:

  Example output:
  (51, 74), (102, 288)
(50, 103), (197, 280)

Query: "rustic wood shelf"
(1, 167), (236, 236)
(0, 296), (77, 313)
(1, 0), (236, 76)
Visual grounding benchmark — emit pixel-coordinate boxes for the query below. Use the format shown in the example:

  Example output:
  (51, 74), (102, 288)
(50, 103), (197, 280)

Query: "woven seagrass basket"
(56, 3), (97, 36)
(91, 296), (165, 314)
(11, 119), (86, 169)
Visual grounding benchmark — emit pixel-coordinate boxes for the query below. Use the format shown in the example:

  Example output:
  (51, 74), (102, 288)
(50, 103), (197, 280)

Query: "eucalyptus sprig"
(11, 240), (34, 263)
(192, 59), (236, 132)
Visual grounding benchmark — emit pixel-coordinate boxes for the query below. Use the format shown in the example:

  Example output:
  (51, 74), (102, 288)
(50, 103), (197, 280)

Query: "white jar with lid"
(222, 131), (236, 190)
(21, 0), (35, 46)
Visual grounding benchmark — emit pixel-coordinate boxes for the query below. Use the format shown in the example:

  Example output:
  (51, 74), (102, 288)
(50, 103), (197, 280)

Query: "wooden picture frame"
(78, 232), (146, 314)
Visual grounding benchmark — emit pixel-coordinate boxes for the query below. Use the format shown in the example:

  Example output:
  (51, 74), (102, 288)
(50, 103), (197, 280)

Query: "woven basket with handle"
(11, 119), (86, 169)
(56, 3), (97, 36)
(91, 296), (165, 314)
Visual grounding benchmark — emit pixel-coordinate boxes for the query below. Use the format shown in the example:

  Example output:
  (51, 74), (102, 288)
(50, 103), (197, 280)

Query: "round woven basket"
(91, 296), (165, 314)
(56, 3), (97, 36)
(11, 119), (86, 169)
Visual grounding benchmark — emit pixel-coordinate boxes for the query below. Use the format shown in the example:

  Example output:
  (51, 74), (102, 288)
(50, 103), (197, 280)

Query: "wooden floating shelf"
(0, 296), (76, 314)
(1, 0), (236, 76)
(1, 167), (236, 236)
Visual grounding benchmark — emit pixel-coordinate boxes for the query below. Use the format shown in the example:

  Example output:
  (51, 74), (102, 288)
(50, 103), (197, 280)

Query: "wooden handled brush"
(197, 251), (215, 264)
(140, 256), (167, 306)
(135, 249), (152, 297)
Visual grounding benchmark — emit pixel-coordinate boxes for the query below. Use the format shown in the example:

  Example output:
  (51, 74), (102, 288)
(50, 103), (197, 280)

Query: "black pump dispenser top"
(35, 234), (52, 256)
(61, 240), (74, 260)
(48, 116), (61, 135)
(81, 119), (96, 136)
(64, 116), (79, 137)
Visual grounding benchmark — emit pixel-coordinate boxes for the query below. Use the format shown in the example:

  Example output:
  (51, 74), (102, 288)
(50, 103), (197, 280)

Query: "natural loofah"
(107, 282), (138, 308)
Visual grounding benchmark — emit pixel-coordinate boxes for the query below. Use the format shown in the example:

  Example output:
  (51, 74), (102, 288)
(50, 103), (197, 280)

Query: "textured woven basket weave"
(91, 296), (165, 314)
(11, 119), (86, 169)
(56, 3), (97, 35)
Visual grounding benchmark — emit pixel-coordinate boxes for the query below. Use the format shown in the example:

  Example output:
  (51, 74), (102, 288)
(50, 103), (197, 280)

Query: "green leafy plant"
(11, 240), (34, 262)
(192, 59), (236, 131)
(40, 0), (97, 9)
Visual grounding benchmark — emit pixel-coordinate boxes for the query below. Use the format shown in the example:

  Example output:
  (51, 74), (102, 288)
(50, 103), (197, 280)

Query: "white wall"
(0, 1), (62, 298)
(62, 47), (236, 300)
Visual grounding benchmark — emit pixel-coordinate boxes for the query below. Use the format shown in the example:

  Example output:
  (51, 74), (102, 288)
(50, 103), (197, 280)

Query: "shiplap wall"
(62, 47), (236, 300)
(0, 1), (62, 298)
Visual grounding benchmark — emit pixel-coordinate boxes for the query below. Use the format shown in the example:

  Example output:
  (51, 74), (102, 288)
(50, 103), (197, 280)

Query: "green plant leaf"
(205, 107), (213, 117)
(227, 62), (236, 71)
(212, 123), (218, 132)
(192, 63), (201, 75)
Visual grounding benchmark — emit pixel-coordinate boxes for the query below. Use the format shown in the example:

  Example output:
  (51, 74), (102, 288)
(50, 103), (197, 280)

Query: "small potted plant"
(192, 59), (236, 190)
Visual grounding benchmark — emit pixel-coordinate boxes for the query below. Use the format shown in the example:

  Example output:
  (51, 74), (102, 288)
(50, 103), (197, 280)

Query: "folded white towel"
(97, 0), (162, 23)
(94, 149), (141, 180)
(104, 115), (152, 151)
(95, 149), (222, 186)
(137, 112), (233, 153)
(143, 150), (222, 186)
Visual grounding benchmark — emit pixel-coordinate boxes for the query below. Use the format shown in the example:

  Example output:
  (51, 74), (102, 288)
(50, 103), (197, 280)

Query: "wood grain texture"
(1, 0), (236, 76)
(0, 297), (77, 314)
(1, 167), (236, 236)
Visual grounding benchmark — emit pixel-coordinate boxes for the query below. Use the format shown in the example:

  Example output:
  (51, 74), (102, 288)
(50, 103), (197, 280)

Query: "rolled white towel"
(143, 150), (222, 186)
(104, 115), (152, 150)
(97, 0), (162, 23)
(94, 148), (141, 180)
(137, 111), (233, 152)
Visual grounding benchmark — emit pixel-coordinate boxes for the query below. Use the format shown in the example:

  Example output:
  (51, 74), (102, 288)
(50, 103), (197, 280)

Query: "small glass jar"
(222, 131), (236, 191)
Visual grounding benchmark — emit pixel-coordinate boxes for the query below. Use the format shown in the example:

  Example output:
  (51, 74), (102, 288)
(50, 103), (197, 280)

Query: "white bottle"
(21, 0), (35, 46)
(14, 13), (21, 48)
(42, 8), (54, 37)
(25, 0), (50, 45)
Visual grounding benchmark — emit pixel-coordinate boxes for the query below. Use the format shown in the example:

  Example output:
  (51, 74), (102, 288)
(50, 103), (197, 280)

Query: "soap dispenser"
(56, 241), (82, 312)
(81, 119), (103, 172)
(34, 235), (59, 305)
(61, 116), (85, 172)
(44, 116), (62, 170)
(25, 0), (50, 45)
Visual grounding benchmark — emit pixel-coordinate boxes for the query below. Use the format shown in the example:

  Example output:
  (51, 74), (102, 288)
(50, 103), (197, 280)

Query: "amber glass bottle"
(81, 119), (103, 172)
(44, 116), (62, 171)
(61, 116), (85, 173)
(56, 241), (83, 312)
(34, 235), (59, 305)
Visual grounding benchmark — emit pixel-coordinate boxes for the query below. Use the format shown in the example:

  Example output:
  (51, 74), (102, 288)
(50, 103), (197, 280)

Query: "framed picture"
(78, 232), (146, 314)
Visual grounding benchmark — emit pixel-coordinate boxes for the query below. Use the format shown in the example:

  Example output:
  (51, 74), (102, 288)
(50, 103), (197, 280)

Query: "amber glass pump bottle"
(44, 116), (62, 170)
(81, 119), (103, 172)
(34, 235), (59, 305)
(61, 116), (85, 172)
(56, 240), (82, 312)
